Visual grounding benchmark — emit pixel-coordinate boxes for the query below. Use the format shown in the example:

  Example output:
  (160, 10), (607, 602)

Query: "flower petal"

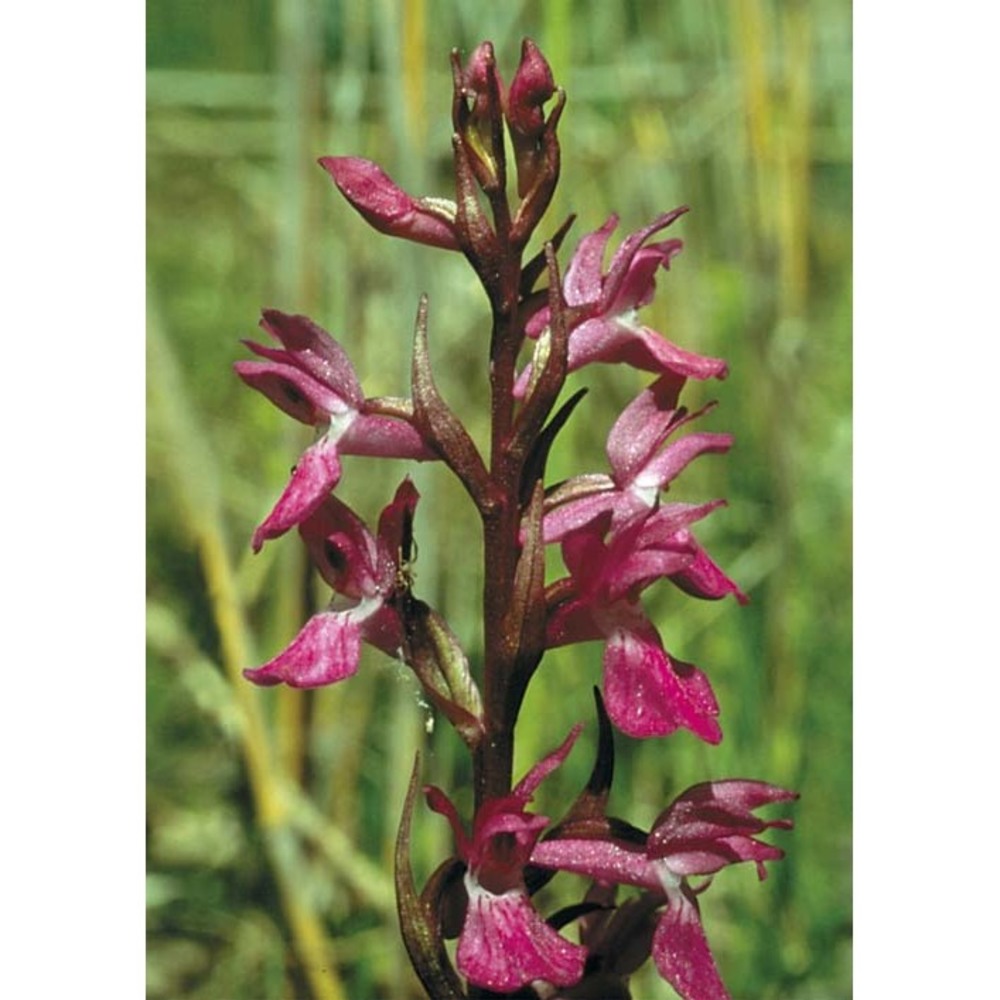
(605, 373), (686, 486)
(255, 310), (364, 407)
(641, 432), (734, 493)
(563, 214), (618, 306)
(530, 837), (655, 892)
(601, 209), (688, 311)
(669, 545), (749, 605)
(543, 491), (620, 545)
(251, 436), (342, 552)
(545, 596), (603, 649)
(602, 624), (721, 743)
(651, 888), (730, 1000)
(425, 785), (472, 859)
(298, 494), (381, 596)
(242, 611), (361, 688)
(513, 724), (583, 801)
(610, 238), (684, 312)
(457, 880), (586, 992)
(339, 414), (435, 461)
(649, 780), (797, 878)
(568, 318), (728, 382)
(233, 359), (346, 425)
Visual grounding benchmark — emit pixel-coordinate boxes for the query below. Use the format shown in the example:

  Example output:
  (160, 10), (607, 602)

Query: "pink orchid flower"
(516, 212), (728, 396)
(242, 480), (418, 688)
(235, 310), (433, 551)
(546, 510), (734, 742)
(425, 727), (588, 993)
(531, 780), (797, 1000)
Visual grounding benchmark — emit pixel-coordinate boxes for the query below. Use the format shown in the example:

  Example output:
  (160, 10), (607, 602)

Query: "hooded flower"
(243, 480), (418, 688)
(546, 509), (733, 742)
(235, 310), (434, 551)
(516, 212), (728, 396)
(530, 780), (797, 1000)
(425, 727), (588, 993)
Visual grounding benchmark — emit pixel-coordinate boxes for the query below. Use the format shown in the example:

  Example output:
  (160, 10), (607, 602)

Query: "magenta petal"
(563, 214), (618, 305)
(425, 785), (472, 859)
(651, 890), (730, 1000)
(605, 548), (696, 602)
(602, 209), (689, 308)
(559, 512), (613, 581)
(472, 812), (550, 891)
(649, 780), (797, 878)
(654, 839), (786, 880)
(569, 318), (728, 382)
(686, 780), (799, 815)
(233, 359), (346, 425)
(643, 432), (734, 492)
(670, 547), (749, 605)
(545, 596), (603, 649)
(252, 437), (342, 552)
(357, 602), (404, 658)
(612, 238), (685, 312)
(626, 325), (729, 381)
(605, 373), (686, 485)
(242, 611), (361, 688)
(298, 494), (380, 596)
(530, 837), (655, 892)
(542, 492), (620, 544)
(602, 625), (721, 743)
(257, 310), (365, 407)
(457, 882), (586, 992)
(640, 501), (729, 541)
(376, 477), (421, 554)
(339, 413), (435, 461)
(513, 724), (582, 800)
(320, 156), (461, 250)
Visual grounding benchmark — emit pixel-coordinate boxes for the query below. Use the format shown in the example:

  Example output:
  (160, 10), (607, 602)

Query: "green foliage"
(147, 1), (851, 996)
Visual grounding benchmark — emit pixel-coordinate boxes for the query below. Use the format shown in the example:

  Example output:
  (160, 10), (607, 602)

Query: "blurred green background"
(146, 1), (851, 997)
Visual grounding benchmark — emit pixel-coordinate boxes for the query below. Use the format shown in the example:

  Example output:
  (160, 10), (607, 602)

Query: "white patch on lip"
(326, 406), (358, 434)
(616, 307), (641, 331)
(463, 869), (520, 904)
(651, 858), (682, 896)
(631, 472), (660, 507)
(327, 593), (382, 624)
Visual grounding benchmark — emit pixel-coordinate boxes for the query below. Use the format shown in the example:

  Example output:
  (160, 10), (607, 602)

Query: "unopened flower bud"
(507, 38), (555, 138)
(319, 156), (460, 250)
(507, 39), (558, 198)
(453, 42), (506, 191)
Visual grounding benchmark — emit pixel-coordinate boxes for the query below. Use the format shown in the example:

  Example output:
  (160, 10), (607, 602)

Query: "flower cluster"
(236, 38), (796, 1000)
(426, 697), (796, 1000)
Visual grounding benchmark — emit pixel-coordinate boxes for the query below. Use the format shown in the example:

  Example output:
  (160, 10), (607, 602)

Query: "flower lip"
(425, 725), (588, 993)
(250, 435), (343, 553)
(457, 875), (586, 992)
(241, 609), (363, 689)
